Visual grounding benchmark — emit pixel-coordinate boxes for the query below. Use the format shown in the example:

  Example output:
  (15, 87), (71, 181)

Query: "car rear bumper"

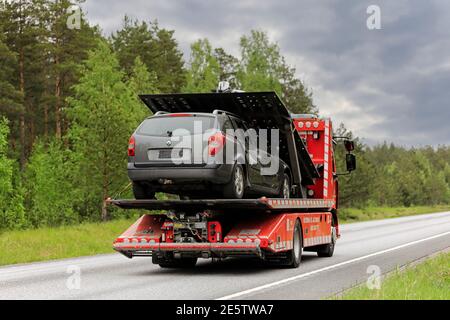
(127, 163), (233, 185)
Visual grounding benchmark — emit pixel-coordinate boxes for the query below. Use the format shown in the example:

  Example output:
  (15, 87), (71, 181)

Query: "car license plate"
(159, 149), (177, 159)
(148, 149), (189, 161)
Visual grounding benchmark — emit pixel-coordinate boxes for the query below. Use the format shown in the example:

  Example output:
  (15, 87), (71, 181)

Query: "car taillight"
(208, 132), (226, 156)
(128, 135), (135, 156)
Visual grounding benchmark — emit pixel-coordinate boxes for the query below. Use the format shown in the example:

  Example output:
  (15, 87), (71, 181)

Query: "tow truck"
(109, 91), (356, 268)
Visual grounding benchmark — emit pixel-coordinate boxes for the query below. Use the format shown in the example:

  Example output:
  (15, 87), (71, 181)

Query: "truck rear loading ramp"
(139, 92), (320, 192)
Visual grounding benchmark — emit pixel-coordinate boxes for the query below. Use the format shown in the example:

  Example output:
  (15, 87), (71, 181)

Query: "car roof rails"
(212, 109), (241, 118)
(154, 111), (170, 116)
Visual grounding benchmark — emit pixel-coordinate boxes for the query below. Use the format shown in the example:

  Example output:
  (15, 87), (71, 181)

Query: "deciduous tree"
(183, 39), (220, 93)
(67, 41), (136, 221)
(0, 117), (26, 229)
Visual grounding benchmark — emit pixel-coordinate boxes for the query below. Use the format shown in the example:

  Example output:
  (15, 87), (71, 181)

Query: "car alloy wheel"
(282, 176), (290, 199)
(224, 164), (245, 199)
(234, 165), (244, 197)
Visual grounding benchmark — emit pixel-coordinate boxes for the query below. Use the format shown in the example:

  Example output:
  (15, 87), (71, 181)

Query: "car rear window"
(137, 115), (216, 136)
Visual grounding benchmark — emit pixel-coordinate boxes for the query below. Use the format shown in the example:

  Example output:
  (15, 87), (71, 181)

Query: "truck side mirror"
(344, 140), (355, 152)
(346, 153), (356, 172)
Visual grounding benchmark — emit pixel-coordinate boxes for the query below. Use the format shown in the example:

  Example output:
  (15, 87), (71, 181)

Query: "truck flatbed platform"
(108, 197), (334, 213)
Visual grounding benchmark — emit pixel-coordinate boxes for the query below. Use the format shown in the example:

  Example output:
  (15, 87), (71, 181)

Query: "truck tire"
(132, 182), (155, 200)
(223, 164), (245, 199)
(286, 219), (302, 267)
(317, 227), (336, 257)
(279, 173), (291, 199)
(153, 255), (197, 268)
(271, 219), (302, 268)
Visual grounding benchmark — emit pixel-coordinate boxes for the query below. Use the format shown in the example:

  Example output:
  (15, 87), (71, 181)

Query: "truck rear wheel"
(317, 227), (336, 257)
(271, 219), (302, 268)
(286, 220), (302, 267)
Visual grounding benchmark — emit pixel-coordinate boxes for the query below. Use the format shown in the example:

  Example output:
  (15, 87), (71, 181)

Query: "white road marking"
(0, 255), (121, 280)
(216, 230), (450, 300)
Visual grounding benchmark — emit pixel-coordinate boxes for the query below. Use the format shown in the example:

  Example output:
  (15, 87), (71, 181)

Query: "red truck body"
(111, 112), (345, 267)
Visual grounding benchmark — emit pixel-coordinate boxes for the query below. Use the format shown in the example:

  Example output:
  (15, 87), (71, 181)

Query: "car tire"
(132, 182), (155, 200)
(279, 173), (291, 199)
(223, 164), (245, 199)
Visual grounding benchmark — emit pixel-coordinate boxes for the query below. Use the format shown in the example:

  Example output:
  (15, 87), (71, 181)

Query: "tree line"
(334, 125), (450, 208)
(0, 0), (448, 230)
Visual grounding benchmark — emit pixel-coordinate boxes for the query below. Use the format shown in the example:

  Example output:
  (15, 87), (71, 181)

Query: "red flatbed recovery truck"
(109, 92), (356, 268)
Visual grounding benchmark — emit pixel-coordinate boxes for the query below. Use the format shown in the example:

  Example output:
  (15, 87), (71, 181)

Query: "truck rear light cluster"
(226, 238), (268, 247)
(208, 221), (222, 242)
(297, 121), (320, 129)
(128, 135), (135, 156)
(118, 237), (157, 244)
(208, 132), (226, 156)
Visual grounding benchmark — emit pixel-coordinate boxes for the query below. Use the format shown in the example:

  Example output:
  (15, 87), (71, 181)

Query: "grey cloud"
(81, 0), (450, 146)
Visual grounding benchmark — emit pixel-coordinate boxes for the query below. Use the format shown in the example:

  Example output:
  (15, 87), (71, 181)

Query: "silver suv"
(127, 110), (291, 199)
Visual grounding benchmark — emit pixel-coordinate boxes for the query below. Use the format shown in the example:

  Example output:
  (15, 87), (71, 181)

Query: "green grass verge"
(0, 218), (136, 266)
(0, 205), (448, 267)
(337, 251), (450, 300)
(339, 205), (450, 223)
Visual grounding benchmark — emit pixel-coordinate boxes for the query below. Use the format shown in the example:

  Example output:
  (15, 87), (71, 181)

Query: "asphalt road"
(0, 211), (449, 300)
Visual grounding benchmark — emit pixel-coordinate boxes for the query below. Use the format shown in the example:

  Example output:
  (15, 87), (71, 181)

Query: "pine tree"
(0, 0), (47, 167)
(67, 40), (137, 221)
(112, 16), (185, 93)
(0, 28), (23, 122)
(45, 0), (100, 140)
(152, 27), (185, 92)
(214, 47), (239, 87)
(236, 30), (316, 114)
(280, 69), (316, 114)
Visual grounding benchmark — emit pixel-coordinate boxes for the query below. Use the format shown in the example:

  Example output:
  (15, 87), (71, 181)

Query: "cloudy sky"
(81, 0), (450, 146)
